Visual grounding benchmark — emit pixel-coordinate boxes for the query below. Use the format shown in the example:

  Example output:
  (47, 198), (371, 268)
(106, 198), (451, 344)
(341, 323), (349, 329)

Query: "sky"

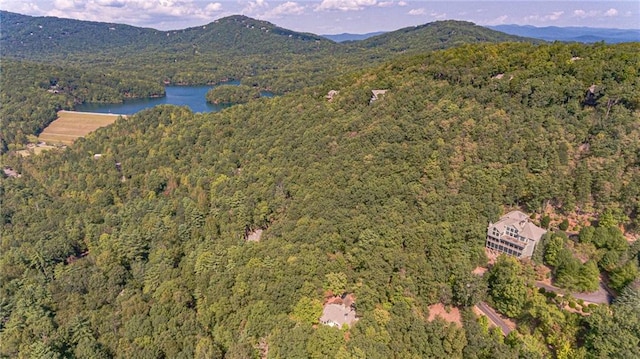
(1, 1), (638, 34)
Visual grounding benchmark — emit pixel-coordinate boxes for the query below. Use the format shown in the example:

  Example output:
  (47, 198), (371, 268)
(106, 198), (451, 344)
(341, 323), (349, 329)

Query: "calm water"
(75, 82), (272, 115)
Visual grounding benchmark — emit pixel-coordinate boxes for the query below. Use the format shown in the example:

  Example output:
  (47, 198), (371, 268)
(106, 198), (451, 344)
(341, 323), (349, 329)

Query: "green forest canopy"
(0, 11), (639, 358)
(1, 40), (639, 358)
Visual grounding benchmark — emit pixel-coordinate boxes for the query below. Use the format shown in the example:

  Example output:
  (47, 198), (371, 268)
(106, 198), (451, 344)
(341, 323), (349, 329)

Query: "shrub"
(541, 215), (551, 229)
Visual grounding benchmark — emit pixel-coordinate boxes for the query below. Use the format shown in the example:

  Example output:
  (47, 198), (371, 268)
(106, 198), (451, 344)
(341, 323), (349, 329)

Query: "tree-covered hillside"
(354, 20), (538, 53)
(0, 12), (335, 60)
(0, 60), (164, 150)
(163, 15), (334, 55)
(1, 42), (639, 358)
(0, 11), (540, 150)
(1, 12), (531, 61)
(0, 11), (162, 59)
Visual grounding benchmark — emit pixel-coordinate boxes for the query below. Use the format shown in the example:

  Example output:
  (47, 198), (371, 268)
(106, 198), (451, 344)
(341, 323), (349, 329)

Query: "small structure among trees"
(369, 89), (388, 104)
(325, 90), (339, 101)
(319, 294), (357, 328)
(2, 167), (21, 178)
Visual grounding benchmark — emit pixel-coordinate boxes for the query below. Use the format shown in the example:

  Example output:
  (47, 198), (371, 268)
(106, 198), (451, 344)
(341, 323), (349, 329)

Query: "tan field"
(38, 111), (124, 145)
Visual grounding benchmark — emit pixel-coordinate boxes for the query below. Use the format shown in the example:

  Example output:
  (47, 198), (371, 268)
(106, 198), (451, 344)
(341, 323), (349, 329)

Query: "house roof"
(319, 303), (357, 327)
(246, 228), (263, 242)
(326, 90), (339, 101)
(489, 211), (547, 242)
(522, 223), (547, 241)
(371, 89), (388, 98)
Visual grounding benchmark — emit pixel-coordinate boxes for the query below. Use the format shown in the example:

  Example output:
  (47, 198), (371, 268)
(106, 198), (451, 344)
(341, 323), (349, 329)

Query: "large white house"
(486, 211), (547, 258)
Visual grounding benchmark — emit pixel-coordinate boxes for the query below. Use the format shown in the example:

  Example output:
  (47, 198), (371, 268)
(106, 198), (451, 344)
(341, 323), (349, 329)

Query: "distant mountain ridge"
(0, 11), (334, 59)
(0, 10), (163, 57)
(322, 32), (386, 42)
(1, 11), (535, 61)
(161, 15), (333, 55)
(489, 24), (640, 43)
(354, 20), (539, 52)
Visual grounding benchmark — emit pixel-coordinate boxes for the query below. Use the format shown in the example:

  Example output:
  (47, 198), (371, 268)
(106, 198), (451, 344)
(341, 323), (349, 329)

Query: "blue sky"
(1, 1), (638, 33)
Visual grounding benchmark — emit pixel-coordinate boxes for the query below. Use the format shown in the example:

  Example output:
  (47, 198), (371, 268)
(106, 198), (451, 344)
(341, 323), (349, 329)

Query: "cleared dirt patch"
(246, 228), (263, 242)
(427, 303), (462, 327)
(38, 111), (123, 145)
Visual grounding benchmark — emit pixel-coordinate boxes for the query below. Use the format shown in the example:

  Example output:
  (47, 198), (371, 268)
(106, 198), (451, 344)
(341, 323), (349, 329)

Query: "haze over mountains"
(321, 32), (386, 42)
(489, 25), (640, 43)
(325, 25), (640, 44)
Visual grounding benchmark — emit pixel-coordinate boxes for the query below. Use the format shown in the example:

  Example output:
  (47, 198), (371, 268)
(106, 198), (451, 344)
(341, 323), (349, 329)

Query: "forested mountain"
(0, 11), (162, 58)
(1, 12), (530, 61)
(1, 41), (639, 358)
(0, 11), (540, 150)
(0, 59), (163, 149)
(489, 24), (640, 43)
(0, 11), (335, 60)
(354, 20), (538, 52)
(161, 15), (334, 56)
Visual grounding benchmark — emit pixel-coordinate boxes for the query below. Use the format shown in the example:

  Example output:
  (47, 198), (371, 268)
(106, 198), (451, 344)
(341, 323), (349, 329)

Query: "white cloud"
(95, 0), (127, 7)
(204, 2), (222, 14)
(486, 15), (508, 25)
(604, 8), (618, 17)
(377, 1), (394, 7)
(242, 0), (269, 14)
(573, 9), (598, 18)
(34, 0), (228, 28)
(398, 1), (407, 6)
(2, 2), (44, 15)
(430, 11), (446, 20)
(573, 8), (618, 20)
(408, 8), (425, 16)
(262, 1), (305, 18)
(316, 0), (377, 11)
(548, 11), (563, 20)
(526, 10), (564, 22)
(52, 0), (80, 10)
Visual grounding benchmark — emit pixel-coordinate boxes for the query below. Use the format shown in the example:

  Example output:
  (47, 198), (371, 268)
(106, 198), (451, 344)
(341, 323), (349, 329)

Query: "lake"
(75, 82), (272, 115)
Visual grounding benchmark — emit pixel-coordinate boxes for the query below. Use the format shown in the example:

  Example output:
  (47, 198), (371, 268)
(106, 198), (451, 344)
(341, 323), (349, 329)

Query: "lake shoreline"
(74, 85), (232, 115)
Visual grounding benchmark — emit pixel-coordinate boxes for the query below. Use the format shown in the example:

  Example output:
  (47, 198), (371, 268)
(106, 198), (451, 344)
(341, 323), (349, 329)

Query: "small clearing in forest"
(38, 111), (123, 145)
(427, 303), (462, 327)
